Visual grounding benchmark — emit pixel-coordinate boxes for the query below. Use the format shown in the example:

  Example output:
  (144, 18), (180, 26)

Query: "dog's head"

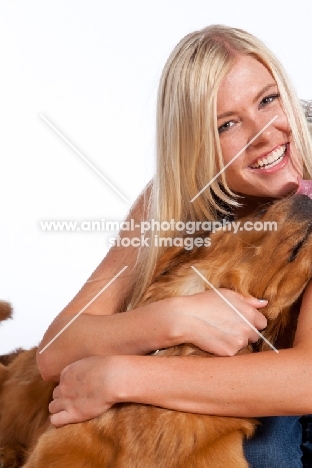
(212, 194), (312, 327)
(142, 192), (312, 347)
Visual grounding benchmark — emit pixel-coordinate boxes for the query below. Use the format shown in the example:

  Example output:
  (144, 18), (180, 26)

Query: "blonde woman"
(39, 25), (312, 467)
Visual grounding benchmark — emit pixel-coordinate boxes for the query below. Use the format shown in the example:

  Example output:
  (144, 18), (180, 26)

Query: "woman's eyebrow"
(217, 110), (235, 121)
(252, 83), (277, 103)
(217, 83), (278, 121)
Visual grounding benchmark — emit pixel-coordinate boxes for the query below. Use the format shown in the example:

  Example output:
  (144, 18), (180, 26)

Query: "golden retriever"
(1, 193), (312, 467)
(0, 304), (54, 467)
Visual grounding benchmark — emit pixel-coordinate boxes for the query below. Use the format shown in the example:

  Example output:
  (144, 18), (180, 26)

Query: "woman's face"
(217, 55), (303, 199)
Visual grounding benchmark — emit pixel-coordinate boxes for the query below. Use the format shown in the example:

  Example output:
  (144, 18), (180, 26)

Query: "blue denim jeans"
(243, 416), (311, 467)
(301, 415), (312, 467)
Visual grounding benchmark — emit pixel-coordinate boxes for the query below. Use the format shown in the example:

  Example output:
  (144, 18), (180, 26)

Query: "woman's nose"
(248, 112), (288, 148)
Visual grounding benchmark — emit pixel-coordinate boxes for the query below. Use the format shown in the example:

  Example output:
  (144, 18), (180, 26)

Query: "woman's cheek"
(224, 166), (242, 192)
(220, 136), (246, 168)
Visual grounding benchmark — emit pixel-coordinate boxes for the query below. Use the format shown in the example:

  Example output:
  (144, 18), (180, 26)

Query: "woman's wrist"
(109, 354), (172, 408)
(141, 296), (187, 351)
(107, 355), (142, 405)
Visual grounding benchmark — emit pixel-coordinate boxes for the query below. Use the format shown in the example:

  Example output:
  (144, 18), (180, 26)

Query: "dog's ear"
(220, 268), (250, 296)
(0, 301), (12, 322)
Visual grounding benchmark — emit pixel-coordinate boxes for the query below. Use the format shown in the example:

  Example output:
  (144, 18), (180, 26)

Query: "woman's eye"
(260, 93), (280, 107)
(218, 120), (235, 134)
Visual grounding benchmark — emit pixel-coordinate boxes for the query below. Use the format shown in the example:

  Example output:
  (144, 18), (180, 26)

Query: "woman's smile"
(249, 143), (287, 170)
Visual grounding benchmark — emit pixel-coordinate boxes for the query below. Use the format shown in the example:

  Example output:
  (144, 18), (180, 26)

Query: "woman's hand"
(167, 290), (267, 356)
(49, 356), (117, 427)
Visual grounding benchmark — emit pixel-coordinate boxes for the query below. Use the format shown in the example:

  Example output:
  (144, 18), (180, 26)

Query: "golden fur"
(1, 194), (312, 467)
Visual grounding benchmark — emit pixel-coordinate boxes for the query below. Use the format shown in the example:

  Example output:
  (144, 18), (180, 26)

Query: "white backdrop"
(1, 0), (312, 353)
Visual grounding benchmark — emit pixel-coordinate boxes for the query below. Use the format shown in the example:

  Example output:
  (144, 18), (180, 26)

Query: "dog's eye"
(288, 224), (312, 262)
(253, 202), (274, 219)
(289, 238), (306, 262)
(254, 209), (267, 219)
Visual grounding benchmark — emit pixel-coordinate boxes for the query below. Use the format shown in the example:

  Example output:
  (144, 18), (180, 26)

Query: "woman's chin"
(234, 179), (299, 202)
(247, 170), (301, 199)
(271, 179), (300, 198)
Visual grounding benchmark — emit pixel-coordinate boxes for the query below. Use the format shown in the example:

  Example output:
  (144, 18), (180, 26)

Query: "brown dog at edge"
(0, 304), (54, 468)
(1, 193), (312, 467)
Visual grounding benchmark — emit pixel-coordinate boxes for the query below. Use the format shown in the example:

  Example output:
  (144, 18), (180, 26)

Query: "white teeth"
(250, 145), (286, 169)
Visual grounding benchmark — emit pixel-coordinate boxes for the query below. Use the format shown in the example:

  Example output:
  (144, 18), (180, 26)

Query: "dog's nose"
(290, 193), (312, 221)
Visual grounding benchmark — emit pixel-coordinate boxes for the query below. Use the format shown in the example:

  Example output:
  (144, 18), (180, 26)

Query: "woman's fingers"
(253, 309), (268, 331)
(229, 292), (268, 330)
(50, 410), (75, 428)
(52, 385), (60, 400)
(174, 289), (269, 356)
(49, 394), (63, 414)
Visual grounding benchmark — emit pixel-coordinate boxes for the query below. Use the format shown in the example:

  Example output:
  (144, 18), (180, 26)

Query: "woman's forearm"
(38, 290), (268, 382)
(112, 279), (312, 417)
(37, 298), (180, 381)
(113, 346), (312, 417)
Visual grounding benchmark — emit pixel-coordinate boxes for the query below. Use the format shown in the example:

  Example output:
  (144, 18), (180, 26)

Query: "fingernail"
(258, 299), (267, 302)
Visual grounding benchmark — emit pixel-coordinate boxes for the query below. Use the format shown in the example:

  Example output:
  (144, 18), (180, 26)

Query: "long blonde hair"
(129, 24), (312, 308)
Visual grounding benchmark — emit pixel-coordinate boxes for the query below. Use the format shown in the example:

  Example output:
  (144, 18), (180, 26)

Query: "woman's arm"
(49, 281), (312, 426)
(114, 280), (312, 417)
(38, 288), (267, 382)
